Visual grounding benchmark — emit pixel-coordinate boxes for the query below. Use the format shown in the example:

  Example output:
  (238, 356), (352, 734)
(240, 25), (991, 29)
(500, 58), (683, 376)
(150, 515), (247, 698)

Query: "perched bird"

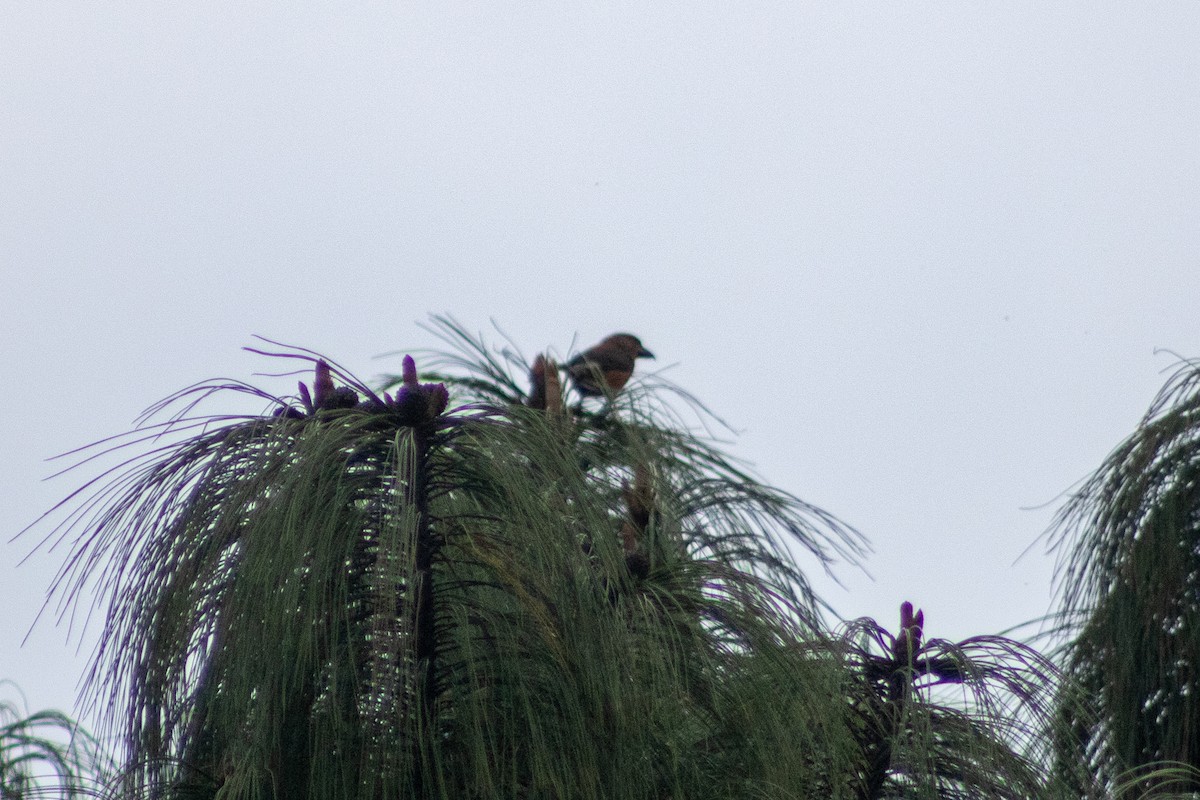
(565, 333), (654, 397)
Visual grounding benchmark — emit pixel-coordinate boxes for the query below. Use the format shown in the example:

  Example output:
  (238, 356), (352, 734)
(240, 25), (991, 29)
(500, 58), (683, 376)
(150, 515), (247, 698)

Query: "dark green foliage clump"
(1049, 358), (1200, 793)
(28, 317), (1098, 799)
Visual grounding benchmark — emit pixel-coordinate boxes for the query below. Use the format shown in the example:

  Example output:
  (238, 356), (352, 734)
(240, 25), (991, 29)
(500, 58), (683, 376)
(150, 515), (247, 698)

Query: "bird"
(564, 333), (655, 397)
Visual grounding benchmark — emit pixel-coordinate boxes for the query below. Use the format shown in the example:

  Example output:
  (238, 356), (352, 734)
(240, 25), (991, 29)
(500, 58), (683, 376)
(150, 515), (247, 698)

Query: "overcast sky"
(3, 4), (1199, 729)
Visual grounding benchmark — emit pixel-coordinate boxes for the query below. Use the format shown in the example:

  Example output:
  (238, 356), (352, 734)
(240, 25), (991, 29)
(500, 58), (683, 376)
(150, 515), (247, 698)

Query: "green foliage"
(1048, 358), (1200, 793)
(0, 684), (112, 799)
(836, 615), (1099, 799)
(28, 317), (1098, 799)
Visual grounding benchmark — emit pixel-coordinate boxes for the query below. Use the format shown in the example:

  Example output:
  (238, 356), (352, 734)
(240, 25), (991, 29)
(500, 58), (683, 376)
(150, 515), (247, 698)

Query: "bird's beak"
(639, 348), (655, 359)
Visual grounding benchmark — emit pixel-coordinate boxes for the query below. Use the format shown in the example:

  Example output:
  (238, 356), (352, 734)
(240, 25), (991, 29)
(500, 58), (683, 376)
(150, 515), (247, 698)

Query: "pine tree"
(29, 317), (1097, 799)
(1049, 358), (1200, 795)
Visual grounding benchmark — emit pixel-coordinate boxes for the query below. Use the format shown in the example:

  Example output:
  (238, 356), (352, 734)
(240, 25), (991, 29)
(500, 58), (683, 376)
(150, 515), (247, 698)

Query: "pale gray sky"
(3, 4), (1199, 728)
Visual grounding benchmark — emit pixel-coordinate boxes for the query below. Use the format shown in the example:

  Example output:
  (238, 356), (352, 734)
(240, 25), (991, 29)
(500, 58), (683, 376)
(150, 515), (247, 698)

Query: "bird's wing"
(568, 348), (635, 373)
